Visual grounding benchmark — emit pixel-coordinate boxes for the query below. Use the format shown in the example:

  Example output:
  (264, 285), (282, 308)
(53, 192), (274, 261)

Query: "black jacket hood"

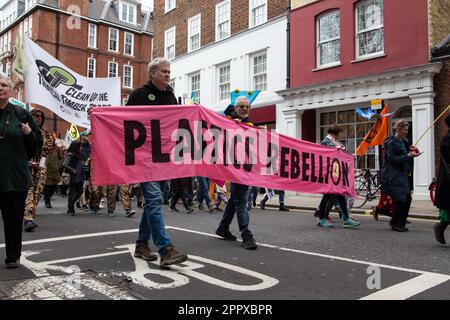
(31, 109), (45, 129)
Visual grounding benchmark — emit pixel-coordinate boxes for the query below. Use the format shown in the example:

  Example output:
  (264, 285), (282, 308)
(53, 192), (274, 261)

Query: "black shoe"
(253, 202), (256, 207)
(259, 199), (266, 210)
(137, 201), (143, 208)
(5, 260), (20, 269)
(169, 206), (180, 213)
(279, 204), (290, 212)
(241, 238), (258, 250)
(247, 204), (252, 211)
(45, 202), (52, 208)
(24, 221), (37, 232)
(76, 202), (81, 209)
(390, 224), (408, 232)
(215, 229), (237, 241)
(433, 222), (446, 245)
(125, 209), (136, 217)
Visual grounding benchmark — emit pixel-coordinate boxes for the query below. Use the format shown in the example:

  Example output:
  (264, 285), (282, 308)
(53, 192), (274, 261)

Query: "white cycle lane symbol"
(12, 245), (279, 299)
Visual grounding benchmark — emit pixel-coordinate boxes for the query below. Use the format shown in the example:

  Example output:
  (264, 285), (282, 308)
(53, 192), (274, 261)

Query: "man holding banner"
(125, 57), (188, 268)
(215, 95), (258, 250)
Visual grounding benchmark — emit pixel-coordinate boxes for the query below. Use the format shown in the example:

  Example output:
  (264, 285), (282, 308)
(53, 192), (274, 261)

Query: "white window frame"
(356, 0), (384, 59)
(189, 72), (201, 104)
(88, 23), (97, 49)
(124, 32), (134, 56)
(188, 14), (201, 53)
(165, 0), (176, 13)
(108, 28), (119, 52)
(215, 0), (230, 42)
(87, 58), (96, 78)
(123, 64), (133, 88)
(164, 27), (176, 60)
(217, 62), (231, 102)
(108, 61), (118, 78)
(317, 10), (341, 68)
(120, 2), (137, 24)
(249, 0), (267, 28)
(250, 51), (267, 92)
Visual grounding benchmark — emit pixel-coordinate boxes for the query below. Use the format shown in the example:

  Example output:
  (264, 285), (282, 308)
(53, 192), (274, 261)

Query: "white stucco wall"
(169, 15), (287, 119)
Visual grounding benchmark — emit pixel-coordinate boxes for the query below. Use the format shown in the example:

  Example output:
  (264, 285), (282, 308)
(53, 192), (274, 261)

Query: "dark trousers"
(68, 183), (84, 213)
(170, 179), (190, 209)
(391, 194), (412, 228)
(318, 194), (349, 220)
(0, 191), (27, 263)
(43, 184), (57, 204)
(218, 183), (252, 241)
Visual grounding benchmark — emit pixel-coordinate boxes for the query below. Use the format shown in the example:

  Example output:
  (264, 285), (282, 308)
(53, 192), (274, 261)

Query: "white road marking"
(2, 226), (449, 299)
(0, 229), (139, 248)
(360, 273), (450, 300)
(167, 226), (450, 277)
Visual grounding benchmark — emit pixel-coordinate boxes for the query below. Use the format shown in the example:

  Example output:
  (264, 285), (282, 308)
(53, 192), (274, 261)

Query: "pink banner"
(91, 105), (355, 197)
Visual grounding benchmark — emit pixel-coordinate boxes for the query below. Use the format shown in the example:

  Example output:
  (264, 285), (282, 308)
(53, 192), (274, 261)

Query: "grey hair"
(147, 57), (170, 78)
(235, 96), (250, 106)
(0, 72), (13, 90)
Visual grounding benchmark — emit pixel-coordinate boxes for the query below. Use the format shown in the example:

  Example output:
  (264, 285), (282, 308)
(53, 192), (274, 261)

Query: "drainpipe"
(286, 0), (291, 89)
(53, 13), (61, 134)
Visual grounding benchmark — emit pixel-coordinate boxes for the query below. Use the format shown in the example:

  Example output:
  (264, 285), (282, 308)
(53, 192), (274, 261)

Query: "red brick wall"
(290, 0), (430, 88)
(3, 7), (152, 138)
(153, 0), (288, 58)
(434, 59), (450, 173)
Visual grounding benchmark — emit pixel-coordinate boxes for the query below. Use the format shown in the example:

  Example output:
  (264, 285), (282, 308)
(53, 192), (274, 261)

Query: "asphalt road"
(0, 196), (449, 301)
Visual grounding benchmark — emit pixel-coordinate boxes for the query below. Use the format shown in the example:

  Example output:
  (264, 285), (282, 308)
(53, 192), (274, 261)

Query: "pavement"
(263, 194), (438, 220)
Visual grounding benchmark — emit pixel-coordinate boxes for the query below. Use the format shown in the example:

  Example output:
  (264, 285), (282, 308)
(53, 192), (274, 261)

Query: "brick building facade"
(151, 0), (289, 129)
(0, 0), (153, 138)
(278, 0), (450, 199)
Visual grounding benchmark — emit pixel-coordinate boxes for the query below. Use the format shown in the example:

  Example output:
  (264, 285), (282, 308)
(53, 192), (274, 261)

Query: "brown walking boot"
(134, 242), (158, 261)
(160, 246), (188, 268)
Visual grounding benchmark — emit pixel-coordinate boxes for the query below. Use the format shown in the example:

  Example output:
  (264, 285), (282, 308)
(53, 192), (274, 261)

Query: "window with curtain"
(356, 0), (384, 58)
(317, 10), (340, 67)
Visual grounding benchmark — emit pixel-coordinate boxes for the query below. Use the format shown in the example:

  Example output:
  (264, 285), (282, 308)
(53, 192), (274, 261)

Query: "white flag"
(22, 36), (120, 128)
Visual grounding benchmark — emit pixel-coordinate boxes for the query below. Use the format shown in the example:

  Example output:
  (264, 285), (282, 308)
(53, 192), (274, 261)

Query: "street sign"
(371, 99), (383, 110)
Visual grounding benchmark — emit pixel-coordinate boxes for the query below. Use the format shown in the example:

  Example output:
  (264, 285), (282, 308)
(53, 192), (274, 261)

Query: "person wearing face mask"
(380, 119), (421, 232)
(0, 73), (42, 268)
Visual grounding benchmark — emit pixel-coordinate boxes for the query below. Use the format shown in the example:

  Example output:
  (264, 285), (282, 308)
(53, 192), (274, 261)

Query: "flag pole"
(413, 105), (450, 147)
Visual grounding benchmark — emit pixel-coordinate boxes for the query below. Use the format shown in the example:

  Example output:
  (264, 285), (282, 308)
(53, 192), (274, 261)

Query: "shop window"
(319, 109), (377, 169)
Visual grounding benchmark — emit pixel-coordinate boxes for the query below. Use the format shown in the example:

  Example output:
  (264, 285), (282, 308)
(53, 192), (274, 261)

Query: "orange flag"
(356, 105), (389, 157)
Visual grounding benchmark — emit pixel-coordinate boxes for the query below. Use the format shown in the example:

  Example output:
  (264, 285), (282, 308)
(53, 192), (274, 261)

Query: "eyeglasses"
(34, 114), (43, 119)
(237, 105), (250, 110)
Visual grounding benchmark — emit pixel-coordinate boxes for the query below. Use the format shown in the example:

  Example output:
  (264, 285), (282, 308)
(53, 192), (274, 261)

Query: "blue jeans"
(247, 186), (259, 206)
(279, 190), (285, 204)
(137, 181), (172, 253)
(197, 176), (212, 207)
(218, 183), (253, 241)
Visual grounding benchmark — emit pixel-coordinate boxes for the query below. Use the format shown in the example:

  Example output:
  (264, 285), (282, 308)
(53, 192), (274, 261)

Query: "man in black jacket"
(215, 96), (258, 250)
(126, 57), (188, 268)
